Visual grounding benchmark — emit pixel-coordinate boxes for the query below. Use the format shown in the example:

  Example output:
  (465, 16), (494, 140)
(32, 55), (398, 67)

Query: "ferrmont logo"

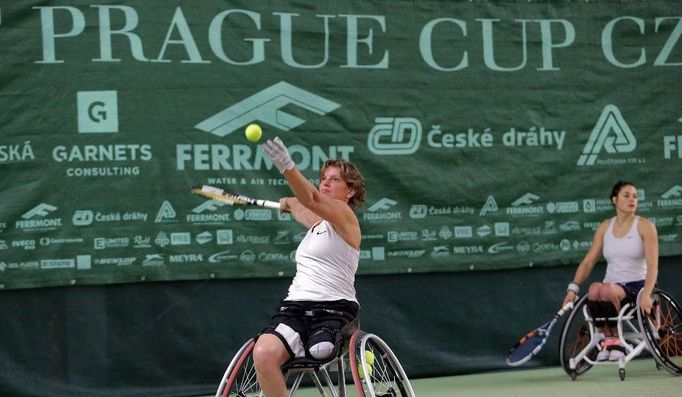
(195, 81), (340, 137)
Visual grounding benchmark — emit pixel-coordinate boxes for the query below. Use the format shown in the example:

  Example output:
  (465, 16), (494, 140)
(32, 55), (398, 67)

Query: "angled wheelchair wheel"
(639, 289), (682, 376)
(215, 339), (263, 397)
(558, 294), (599, 378)
(350, 331), (415, 397)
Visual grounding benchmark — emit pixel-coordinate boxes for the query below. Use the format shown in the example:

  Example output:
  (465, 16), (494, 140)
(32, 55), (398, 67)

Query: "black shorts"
(618, 280), (646, 304)
(260, 300), (359, 359)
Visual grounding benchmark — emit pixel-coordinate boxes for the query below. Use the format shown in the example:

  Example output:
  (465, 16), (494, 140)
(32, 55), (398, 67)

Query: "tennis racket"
(506, 301), (574, 366)
(191, 185), (281, 209)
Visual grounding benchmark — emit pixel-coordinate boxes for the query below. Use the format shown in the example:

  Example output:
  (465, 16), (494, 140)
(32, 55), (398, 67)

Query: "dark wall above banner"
(1, 1), (681, 289)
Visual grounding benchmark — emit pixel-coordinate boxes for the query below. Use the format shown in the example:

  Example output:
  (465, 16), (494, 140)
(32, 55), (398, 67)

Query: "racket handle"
(259, 200), (281, 210)
(558, 301), (574, 316)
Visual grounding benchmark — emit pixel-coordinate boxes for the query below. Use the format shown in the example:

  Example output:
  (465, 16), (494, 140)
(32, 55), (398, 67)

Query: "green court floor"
(410, 359), (677, 397)
(223, 358), (678, 397)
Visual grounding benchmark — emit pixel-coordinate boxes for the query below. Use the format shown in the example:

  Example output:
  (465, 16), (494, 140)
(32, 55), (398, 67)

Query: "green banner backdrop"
(1, 0), (681, 289)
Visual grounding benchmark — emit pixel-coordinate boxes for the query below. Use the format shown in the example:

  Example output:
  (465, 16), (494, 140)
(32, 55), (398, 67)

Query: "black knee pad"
(587, 299), (605, 327)
(306, 326), (337, 360)
(600, 302), (618, 328)
(308, 326), (335, 345)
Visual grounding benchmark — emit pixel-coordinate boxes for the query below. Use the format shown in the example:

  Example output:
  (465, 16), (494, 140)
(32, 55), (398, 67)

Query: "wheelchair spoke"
(354, 333), (414, 397)
(658, 302), (682, 363)
(217, 339), (265, 397)
(559, 294), (598, 378)
(640, 290), (682, 375)
(233, 355), (260, 395)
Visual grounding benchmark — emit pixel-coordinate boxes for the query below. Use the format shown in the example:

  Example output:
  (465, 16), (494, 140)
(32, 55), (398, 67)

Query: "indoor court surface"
(210, 359), (677, 397)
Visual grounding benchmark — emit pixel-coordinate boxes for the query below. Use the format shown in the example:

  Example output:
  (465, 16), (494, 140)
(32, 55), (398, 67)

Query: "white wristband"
(567, 282), (580, 294)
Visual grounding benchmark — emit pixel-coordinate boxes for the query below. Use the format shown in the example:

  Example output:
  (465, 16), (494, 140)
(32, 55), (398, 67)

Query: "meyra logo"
(195, 81), (340, 137)
(363, 198), (401, 222)
(577, 104), (636, 166)
(368, 117), (422, 155)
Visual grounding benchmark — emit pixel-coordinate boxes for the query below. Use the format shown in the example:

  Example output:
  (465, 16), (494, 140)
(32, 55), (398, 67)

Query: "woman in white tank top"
(561, 181), (659, 362)
(253, 137), (367, 397)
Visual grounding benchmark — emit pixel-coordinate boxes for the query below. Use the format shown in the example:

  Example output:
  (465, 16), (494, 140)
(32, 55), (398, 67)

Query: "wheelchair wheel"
(215, 339), (263, 397)
(350, 331), (415, 397)
(638, 289), (682, 376)
(558, 294), (599, 378)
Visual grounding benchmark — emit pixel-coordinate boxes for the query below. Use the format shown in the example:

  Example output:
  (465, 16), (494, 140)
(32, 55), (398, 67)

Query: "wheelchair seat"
(282, 317), (360, 371)
(215, 317), (415, 396)
(559, 288), (682, 381)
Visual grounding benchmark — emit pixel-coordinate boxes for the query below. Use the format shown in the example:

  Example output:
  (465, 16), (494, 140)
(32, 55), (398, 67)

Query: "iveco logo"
(195, 81), (340, 137)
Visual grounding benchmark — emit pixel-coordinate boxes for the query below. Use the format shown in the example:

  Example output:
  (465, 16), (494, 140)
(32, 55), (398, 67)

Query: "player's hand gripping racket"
(506, 301), (574, 366)
(191, 185), (281, 210)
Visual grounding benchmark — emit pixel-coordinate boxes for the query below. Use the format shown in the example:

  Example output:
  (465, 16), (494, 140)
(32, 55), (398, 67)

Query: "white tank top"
(285, 220), (359, 303)
(602, 216), (646, 284)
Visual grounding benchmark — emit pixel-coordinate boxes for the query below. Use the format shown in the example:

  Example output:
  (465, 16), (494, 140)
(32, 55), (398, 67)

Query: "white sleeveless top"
(602, 216), (647, 284)
(285, 220), (359, 303)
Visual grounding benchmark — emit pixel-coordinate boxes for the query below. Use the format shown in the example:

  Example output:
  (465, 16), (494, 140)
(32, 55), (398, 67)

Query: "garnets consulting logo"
(367, 117), (422, 155)
(194, 81), (340, 136)
(77, 91), (119, 133)
(577, 104), (637, 166)
(16, 203), (62, 231)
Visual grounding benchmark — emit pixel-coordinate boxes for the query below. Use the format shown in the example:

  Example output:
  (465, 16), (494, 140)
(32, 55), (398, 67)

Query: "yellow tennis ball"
(357, 363), (373, 379)
(364, 350), (375, 366)
(245, 123), (262, 142)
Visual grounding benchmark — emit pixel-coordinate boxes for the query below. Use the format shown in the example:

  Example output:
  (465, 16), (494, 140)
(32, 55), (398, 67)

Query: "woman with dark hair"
(561, 181), (659, 362)
(253, 137), (366, 397)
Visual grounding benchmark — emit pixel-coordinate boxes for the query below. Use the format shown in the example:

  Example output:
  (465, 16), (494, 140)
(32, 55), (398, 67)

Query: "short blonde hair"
(320, 160), (366, 210)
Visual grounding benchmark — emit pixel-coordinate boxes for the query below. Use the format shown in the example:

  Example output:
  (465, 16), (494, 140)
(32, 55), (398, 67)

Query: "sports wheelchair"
(558, 288), (682, 381)
(214, 318), (415, 396)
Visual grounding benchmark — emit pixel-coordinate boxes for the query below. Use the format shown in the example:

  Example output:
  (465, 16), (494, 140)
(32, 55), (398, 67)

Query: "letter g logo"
(77, 91), (119, 133)
(88, 101), (107, 122)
